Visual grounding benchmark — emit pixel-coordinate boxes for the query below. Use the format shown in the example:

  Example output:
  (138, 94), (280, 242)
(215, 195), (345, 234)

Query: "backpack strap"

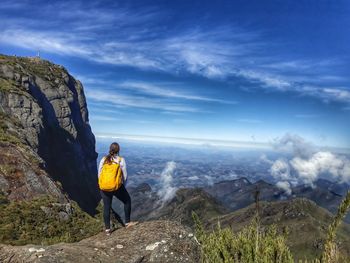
(110, 156), (122, 164)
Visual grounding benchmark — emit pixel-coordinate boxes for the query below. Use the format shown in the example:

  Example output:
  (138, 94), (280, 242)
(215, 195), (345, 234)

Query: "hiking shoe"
(125, 221), (139, 228)
(105, 229), (112, 236)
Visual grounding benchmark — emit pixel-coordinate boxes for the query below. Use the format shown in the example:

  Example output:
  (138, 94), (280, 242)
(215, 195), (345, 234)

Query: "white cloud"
(85, 89), (202, 113)
(269, 134), (350, 187)
(172, 119), (197, 124)
(290, 151), (350, 184)
(237, 118), (263, 124)
(118, 81), (235, 104)
(90, 115), (121, 121)
(273, 133), (315, 159)
(157, 161), (177, 203)
(96, 133), (270, 150)
(294, 114), (320, 119)
(188, 176), (199, 180)
(259, 154), (273, 165)
(276, 181), (292, 195)
(204, 175), (214, 185)
(261, 59), (338, 71)
(238, 70), (292, 91)
(79, 77), (233, 113)
(0, 30), (92, 57)
(301, 85), (350, 104)
(0, 1), (28, 10)
(270, 159), (291, 181)
(84, 76), (236, 113)
(238, 70), (350, 104)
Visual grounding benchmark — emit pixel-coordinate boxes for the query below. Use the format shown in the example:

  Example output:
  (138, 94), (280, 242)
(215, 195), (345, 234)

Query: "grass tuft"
(0, 195), (103, 245)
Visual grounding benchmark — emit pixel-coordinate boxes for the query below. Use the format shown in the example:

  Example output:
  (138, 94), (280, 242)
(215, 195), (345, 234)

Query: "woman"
(98, 142), (138, 235)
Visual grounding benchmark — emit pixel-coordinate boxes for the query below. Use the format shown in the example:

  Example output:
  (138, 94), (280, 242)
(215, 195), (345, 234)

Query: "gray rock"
(40, 206), (53, 217)
(58, 211), (70, 221)
(0, 55), (100, 213)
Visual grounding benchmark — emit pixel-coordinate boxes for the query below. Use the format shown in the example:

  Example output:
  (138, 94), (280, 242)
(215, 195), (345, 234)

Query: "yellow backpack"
(98, 157), (123, 191)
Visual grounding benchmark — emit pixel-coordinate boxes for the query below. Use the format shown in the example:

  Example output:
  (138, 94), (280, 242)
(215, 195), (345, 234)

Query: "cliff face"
(0, 54), (99, 213)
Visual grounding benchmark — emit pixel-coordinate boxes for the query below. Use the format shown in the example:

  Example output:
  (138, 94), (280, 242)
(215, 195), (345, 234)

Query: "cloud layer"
(267, 134), (350, 194)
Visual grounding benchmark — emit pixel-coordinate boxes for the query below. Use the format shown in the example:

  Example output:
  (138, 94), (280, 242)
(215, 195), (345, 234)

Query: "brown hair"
(104, 142), (120, 164)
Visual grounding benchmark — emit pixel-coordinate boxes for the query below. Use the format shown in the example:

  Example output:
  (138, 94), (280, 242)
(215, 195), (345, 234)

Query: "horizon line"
(94, 133), (350, 153)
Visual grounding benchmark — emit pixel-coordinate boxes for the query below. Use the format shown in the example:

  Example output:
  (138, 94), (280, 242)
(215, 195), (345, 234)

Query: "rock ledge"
(0, 220), (201, 263)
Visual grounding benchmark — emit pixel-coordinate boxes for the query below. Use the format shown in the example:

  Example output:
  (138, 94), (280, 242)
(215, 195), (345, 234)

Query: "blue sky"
(0, 0), (349, 148)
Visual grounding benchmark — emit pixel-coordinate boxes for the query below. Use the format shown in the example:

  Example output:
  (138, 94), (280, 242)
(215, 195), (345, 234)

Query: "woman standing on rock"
(98, 142), (138, 235)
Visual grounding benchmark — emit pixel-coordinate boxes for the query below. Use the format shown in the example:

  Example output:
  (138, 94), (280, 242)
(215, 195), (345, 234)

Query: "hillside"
(205, 178), (282, 211)
(145, 188), (228, 227)
(205, 177), (350, 223)
(208, 198), (350, 261)
(112, 185), (227, 227)
(0, 54), (99, 213)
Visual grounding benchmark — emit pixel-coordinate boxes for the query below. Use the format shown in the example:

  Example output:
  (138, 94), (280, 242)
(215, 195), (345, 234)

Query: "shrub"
(193, 212), (294, 263)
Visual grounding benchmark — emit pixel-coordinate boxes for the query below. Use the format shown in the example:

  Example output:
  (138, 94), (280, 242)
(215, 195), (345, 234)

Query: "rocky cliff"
(0, 54), (99, 213)
(0, 220), (201, 263)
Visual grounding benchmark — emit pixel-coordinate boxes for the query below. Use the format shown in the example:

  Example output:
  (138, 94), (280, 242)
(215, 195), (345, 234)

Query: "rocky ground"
(0, 220), (201, 263)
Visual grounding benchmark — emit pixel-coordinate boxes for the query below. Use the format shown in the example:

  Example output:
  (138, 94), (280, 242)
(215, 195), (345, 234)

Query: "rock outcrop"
(0, 54), (99, 213)
(0, 220), (201, 263)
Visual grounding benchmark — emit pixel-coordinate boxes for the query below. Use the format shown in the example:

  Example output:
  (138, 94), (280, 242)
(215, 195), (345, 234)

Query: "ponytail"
(104, 142), (120, 164)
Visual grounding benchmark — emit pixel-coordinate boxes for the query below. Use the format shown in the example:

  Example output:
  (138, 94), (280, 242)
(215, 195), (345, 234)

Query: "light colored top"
(98, 155), (127, 184)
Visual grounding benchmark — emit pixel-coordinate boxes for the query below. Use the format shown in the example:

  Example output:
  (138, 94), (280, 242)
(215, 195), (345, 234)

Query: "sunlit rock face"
(0, 54), (99, 213)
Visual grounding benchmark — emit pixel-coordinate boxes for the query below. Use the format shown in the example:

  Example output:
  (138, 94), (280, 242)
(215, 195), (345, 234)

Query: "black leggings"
(100, 184), (131, 229)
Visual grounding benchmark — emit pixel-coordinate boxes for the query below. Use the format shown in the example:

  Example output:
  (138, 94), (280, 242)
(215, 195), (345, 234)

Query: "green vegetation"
(0, 77), (26, 95)
(0, 54), (18, 67)
(193, 213), (294, 263)
(23, 59), (63, 79)
(0, 195), (103, 245)
(322, 191), (350, 263)
(0, 112), (23, 145)
(193, 191), (350, 263)
(0, 53), (67, 83)
(0, 77), (13, 91)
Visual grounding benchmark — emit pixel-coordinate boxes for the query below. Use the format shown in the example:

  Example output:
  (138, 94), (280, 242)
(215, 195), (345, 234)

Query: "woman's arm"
(98, 157), (105, 178)
(119, 157), (127, 183)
